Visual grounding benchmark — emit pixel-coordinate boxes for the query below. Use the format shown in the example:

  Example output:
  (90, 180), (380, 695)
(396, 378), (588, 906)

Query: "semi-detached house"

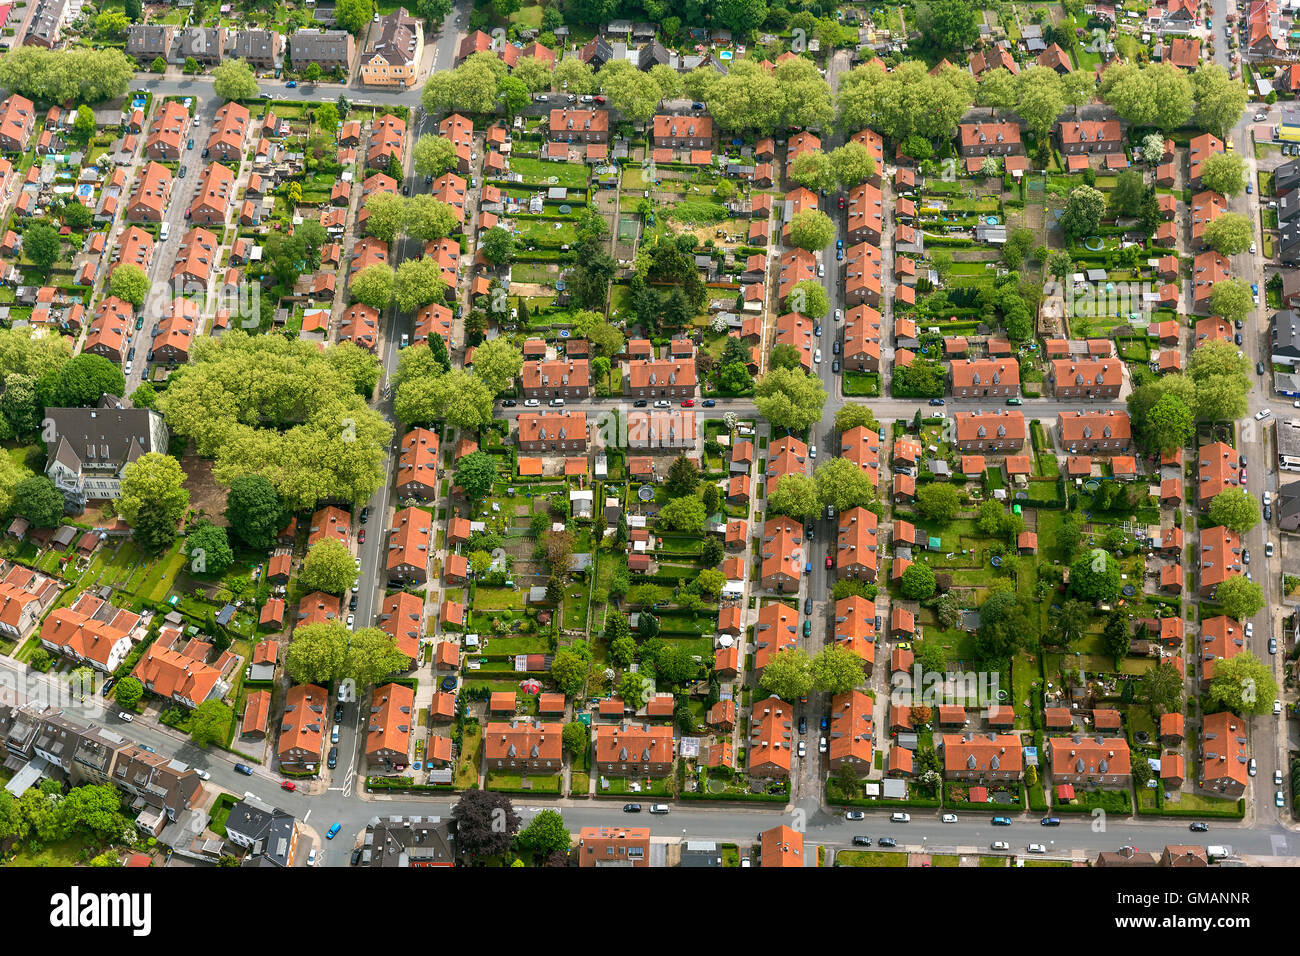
(386, 506), (432, 585)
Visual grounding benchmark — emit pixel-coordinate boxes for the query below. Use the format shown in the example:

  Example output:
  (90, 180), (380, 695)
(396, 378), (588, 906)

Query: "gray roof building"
(126, 24), (176, 61)
(289, 28), (355, 71)
(229, 29), (284, 68)
(360, 815), (455, 866)
(1272, 310), (1300, 366)
(44, 395), (169, 509)
(225, 798), (298, 866)
(1278, 481), (1300, 531)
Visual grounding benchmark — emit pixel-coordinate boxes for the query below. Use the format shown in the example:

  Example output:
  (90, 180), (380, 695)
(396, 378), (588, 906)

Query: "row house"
(131, 632), (228, 708)
(766, 435), (808, 490)
(0, 95), (34, 152)
(1191, 190), (1227, 246)
(125, 24), (176, 64)
(521, 359), (591, 400)
(1188, 133), (1223, 189)
(83, 298), (131, 363)
(836, 507), (879, 581)
(1197, 440), (1239, 507)
(651, 114), (712, 149)
(548, 108), (610, 144)
(833, 595), (876, 673)
(1200, 710), (1249, 797)
(340, 303), (379, 351)
(1057, 117), (1124, 155)
(176, 27), (226, 65)
(1198, 525), (1242, 597)
(841, 426), (881, 486)
(777, 247), (816, 303)
(1049, 357), (1123, 399)
(146, 101), (190, 161)
(941, 733), (1024, 782)
(189, 162), (236, 225)
(127, 162), (173, 222)
(1057, 410), (1132, 454)
(843, 305), (882, 371)
(827, 690), (874, 774)
(152, 298), (200, 365)
(378, 591), (423, 665)
(843, 242), (882, 307)
(958, 120), (1023, 157)
(307, 505), (350, 547)
(39, 591), (140, 672)
(759, 518), (803, 593)
(229, 29), (283, 69)
(1200, 615), (1244, 687)
(171, 227), (219, 294)
(577, 826), (650, 867)
(625, 358), (695, 398)
(845, 183), (883, 245)
(626, 409), (696, 450)
(277, 684), (327, 772)
(595, 722), (674, 776)
(772, 313), (815, 371)
(386, 506), (433, 586)
(0, 564), (59, 641)
(754, 602), (798, 675)
(367, 683), (415, 769)
(953, 410), (1027, 452)
(288, 29), (356, 72)
(748, 695), (793, 779)
(1192, 250), (1230, 308)
(414, 302), (453, 349)
(517, 411), (588, 453)
(485, 718), (563, 771)
(115, 226), (155, 274)
(396, 428), (439, 499)
(950, 358), (1020, 399)
(439, 113), (473, 172)
(206, 102), (250, 163)
(1048, 735), (1133, 789)
(367, 114), (406, 171)
(501, 40), (555, 69)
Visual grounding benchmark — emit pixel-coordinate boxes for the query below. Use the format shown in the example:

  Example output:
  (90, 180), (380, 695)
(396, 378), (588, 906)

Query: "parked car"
(1266, 542), (1275, 557)
(797, 740), (807, 757)
(814, 349), (822, 363)
(327, 822), (341, 839)
(653, 400), (672, 408)
(832, 341), (840, 354)
(928, 398), (945, 406)
(852, 835), (872, 846)
(524, 399), (540, 407)
(702, 399), (716, 407)
(351, 848), (362, 865)
(890, 812), (911, 823)
(307, 848), (317, 865)
(187, 139), (194, 150)
(1274, 699), (1283, 715)
(941, 813), (958, 823)
(118, 712), (134, 722)
(327, 747), (338, 769)
(1249, 758), (1257, 776)
(285, 80), (297, 88)
(878, 837), (897, 848)
(818, 736), (827, 753)
(681, 398), (694, 407)
(804, 597), (812, 615)
(820, 716), (829, 732)
(845, 810), (865, 821)
(1243, 549), (1250, 564)
(1277, 790), (1286, 808)
(809, 445), (817, 458)
(633, 399), (648, 407)
(501, 399), (516, 407)
(234, 764), (253, 775)
(1040, 817), (1060, 826)
(194, 769), (210, 781)
(281, 780), (296, 791)
(1026, 844), (1047, 854)
(548, 398), (565, 407)
(834, 309), (843, 321)
(623, 803), (642, 812)
(1189, 822), (1209, 832)
(832, 358), (840, 373)
(648, 804), (670, 814)
(825, 555), (833, 569)
(1255, 407), (1272, 420)
(798, 716), (807, 734)
(991, 816), (1012, 826)
(1276, 770), (1285, 786)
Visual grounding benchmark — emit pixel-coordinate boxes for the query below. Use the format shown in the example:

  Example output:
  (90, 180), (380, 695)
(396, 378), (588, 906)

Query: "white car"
(813, 348), (822, 363)
(1277, 790), (1286, 808)
(890, 812), (910, 823)
(1276, 770), (1285, 786)
(1026, 843), (1047, 854)
(193, 769), (210, 780)
(1255, 408), (1272, 420)
(941, 813), (958, 823)
(118, 712), (134, 722)
(307, 848), (318, 866)
(834, 309), (843, 322)
(1264, 490), (1273, 506)
(817, 264), (825, 277)
(1266, 542), (1274, 557)
(524, 399), (540, 407)
(1249, 758), (1257, 776)
(818, 736), (827, 753)
(809, 445), (818, 458)
(1245, 621), (1254, 638)
(346, 614), (355, 629)
(797, 740), (807, 757)
(990, 841), (1010, 851)
(653, 400), (672, 408)
(1275, 699), (1284, 715)
(1250, 242), (1257, 254)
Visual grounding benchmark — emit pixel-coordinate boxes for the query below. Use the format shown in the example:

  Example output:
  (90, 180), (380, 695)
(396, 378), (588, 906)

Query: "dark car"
(623, 803), (642, 812)
(851, 835), (871, 846)
(1257, 361), (1267, 375)
(691, 101), (705, 110)
(334, 703), (345, 723)
(798, 716), (807, 734)
(1189, 822), (1209, 832)
(1040, 817), (1061, 826)
(1239, 454), (1248, 467)
(814, 324), (822, 337)
(702, 399), (716, 407)
(351, 848), (362, 865)
(1264, 504), (1273, 520)
(402, 184), (410, 195)
(426, 174), (434, 185)
(832, 358), (840, 373)
(929, 398), (945, 406)
(348, 594), (357, 610)
(1235, 332), (1243, 345)
(878, 838), (897, 848)
(820, 716), (829, 732)
(832, 341), (840, 354)
(1235, 319), (1244, 330)
(234, 764), (253, 775)
(327, 746), (338, 769)
(804, 597), (812, 615)
(633, 399), (648, 407)
(501, 399), (517, 407)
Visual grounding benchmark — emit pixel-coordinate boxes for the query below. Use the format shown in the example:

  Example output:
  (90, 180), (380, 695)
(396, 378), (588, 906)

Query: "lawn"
(454, 728), (482, 789)
(506, 155), (590, 189)
(8, 833), (101, 866)
(837, 850), (907, 866)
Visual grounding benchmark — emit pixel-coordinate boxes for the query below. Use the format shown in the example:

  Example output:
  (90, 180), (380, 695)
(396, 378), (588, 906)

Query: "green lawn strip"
(836, 850), (907, 866)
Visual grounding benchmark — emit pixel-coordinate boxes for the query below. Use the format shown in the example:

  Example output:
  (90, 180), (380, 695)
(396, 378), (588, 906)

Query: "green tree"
(1060, 184), (1107, 239)
(1205, 651), (1275, 716)
(813, 456), (876, 512)
(1207, 278), (1253, 325)
(562, 721), (588, 756)
(900, 562), (937, 600)
(767, 473), (820, 519)
(658, 495), (707, 533)
(23, 223), (61, 272)
(350, 263), (396, 310)
(363, 192), (406, 243)
(920, 0), (979, 52)
(1069, 549), (1121, 603)
(785, 279), (829, 319)
(717, 0), (768, 34)
(335, 0), (374, 34)
(224, 475), (285, 549)
(345, 627), (411, 686)
(1207, 488), (1259, 534)
(550, 650), (588, 696)
(454, 452), (498, 500)
(1214, 575), (1265, 622)
(1102, 610), (1132, 661)
(478, 226), (517, 265)
(212, 59), (259, 101)
(1139, 391), (1196, 454)
(517, 809), (570, 856)
(915, 483), (962, 524)
(298, 538), (359, 594)
(811, 644), (867, 695)
(108, 263), (149, 306)
(758, 648), (813, 701)
(754, 366), (827, 432)
(470, 338), (522, 395)
(1140, 659), (1183, 716)
(1014, 65), (1066, 140)
(151, 56), (166, 74)
(11, 475), (64, 527)
(1199, 152), (1247, 196)
(284, 621), (350, 684)
(1200, 212), (1253, 256)
(118, 452), (189, 553)
(786, 209), (835, 251)
(113, 676), (143, 709)
(404, 195), (458, 242)
(665, 455), (699, 498)
(393, 257), (447, 313)
(1109, 170), (1147, 217)
(1191, 63), (1248, 137)
(1052, 599), (1092, 647)
(72, 104), (97, 144)
(827, 141), (876, 189)
(789, 149), (835, 192)
(185, 521), (234, 575)
(189, 701), (233, 748)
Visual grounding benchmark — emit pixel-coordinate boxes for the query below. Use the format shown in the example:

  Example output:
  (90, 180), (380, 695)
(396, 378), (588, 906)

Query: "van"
(890, 812), (910, 823)
(331, 723), (340, 744)
(160, 222), (169, 241)
(648, 804), (670, 814)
